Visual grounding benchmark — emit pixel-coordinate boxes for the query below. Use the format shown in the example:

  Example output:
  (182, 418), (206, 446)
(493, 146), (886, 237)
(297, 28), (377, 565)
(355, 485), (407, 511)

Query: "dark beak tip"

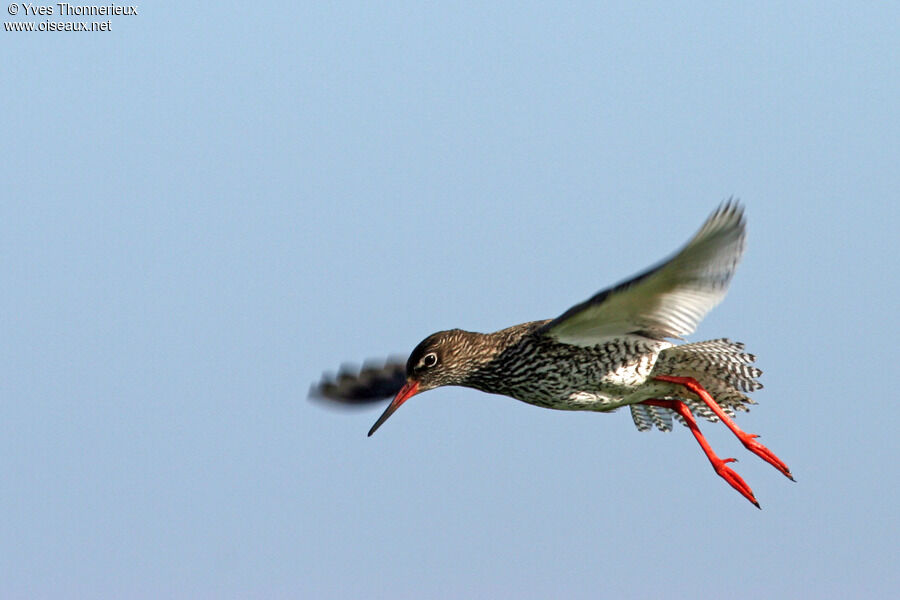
(366, 380), (418, 437)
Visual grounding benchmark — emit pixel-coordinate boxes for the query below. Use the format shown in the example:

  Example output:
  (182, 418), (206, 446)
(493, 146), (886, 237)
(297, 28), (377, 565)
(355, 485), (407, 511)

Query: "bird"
(311, 201), (793, 507)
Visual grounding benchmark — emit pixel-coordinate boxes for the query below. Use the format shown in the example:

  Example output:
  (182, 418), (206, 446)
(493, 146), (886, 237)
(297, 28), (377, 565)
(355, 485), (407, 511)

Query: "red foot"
(712, 457), (759, 509)
(654, 374), (794, 481)
(643, 399), (760, 508)
(739, 433), (794, 481)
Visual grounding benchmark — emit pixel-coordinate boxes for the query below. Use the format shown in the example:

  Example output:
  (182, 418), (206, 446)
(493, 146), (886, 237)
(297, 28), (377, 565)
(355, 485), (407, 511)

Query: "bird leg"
(642, 398), (760, 508)
(653, 374), (794, 481)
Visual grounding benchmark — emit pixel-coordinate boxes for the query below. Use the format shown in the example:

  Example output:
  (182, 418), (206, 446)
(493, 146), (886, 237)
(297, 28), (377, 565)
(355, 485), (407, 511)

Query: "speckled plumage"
(454, 322), (670, 410)
(312, 201), (792, 507)
(392, 323), (761, 429)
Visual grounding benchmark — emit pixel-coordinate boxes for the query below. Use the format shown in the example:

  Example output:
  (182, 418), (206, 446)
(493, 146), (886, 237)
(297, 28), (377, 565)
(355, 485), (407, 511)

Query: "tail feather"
(631, 403), (675, 432)
(630, 339), (762, 432)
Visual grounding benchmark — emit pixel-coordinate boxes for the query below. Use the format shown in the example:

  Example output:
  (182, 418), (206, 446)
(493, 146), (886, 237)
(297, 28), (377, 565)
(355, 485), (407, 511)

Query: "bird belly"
(505, 338), (672, 411)
(564, 388), (634, 410)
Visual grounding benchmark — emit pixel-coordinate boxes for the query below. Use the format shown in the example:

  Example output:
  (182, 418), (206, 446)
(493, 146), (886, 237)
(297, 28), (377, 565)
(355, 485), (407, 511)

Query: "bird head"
(367, 329), (483, 436)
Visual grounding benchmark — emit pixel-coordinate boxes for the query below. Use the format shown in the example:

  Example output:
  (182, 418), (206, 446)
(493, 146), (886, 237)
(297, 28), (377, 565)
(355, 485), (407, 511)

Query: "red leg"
(654, 374), (794, 481)
(642, 398), (760, 508)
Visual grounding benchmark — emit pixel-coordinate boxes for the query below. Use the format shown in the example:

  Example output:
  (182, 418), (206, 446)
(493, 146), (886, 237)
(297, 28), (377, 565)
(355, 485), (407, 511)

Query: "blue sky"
(2, 3), (898, 598)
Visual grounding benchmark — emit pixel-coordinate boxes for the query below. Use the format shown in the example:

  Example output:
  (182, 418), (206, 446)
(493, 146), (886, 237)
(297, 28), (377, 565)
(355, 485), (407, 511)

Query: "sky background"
(2, 3), (898, 599)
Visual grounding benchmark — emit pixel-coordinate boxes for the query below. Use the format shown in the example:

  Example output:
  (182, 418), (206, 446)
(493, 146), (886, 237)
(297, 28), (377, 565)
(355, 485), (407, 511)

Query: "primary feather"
(539, 201), (745, 346)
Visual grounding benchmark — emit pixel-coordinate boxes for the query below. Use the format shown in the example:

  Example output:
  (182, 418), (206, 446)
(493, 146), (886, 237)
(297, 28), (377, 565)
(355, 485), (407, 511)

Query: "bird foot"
(714, 457), (760, 509)
(654, 375), (795, 482)
(643, 398), (762, 507)
(737, 431), (795, 481)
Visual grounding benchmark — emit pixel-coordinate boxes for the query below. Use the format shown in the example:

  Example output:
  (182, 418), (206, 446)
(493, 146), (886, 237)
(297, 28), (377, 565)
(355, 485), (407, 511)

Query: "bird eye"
(422, 352), (438, 368)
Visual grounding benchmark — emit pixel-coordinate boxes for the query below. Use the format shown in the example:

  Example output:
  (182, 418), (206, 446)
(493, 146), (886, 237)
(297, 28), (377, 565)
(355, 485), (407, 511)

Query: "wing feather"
(539, 201), (746, 345)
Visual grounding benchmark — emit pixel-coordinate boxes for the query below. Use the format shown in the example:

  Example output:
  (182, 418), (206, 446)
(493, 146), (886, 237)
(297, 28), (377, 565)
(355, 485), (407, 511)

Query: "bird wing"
(539, 201), (746, 346)
(310, 358), (406, 405)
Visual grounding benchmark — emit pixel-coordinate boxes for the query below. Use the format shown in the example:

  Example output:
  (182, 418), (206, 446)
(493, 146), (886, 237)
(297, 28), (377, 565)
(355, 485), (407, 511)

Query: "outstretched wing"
(539, 201), (746, 346)
(310, 358), (407, 405)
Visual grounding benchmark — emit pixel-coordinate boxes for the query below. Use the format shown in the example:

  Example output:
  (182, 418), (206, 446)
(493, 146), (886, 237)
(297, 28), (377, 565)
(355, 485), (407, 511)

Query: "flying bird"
(312, 201), (792, 507)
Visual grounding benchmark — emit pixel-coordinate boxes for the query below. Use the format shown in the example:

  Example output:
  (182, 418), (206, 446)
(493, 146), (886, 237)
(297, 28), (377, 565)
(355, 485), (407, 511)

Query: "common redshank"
(312, 201), (793, 507)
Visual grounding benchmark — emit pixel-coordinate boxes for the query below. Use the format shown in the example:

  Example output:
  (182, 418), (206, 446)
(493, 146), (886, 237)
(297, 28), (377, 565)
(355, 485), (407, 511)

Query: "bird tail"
(630, 339), (762, 432)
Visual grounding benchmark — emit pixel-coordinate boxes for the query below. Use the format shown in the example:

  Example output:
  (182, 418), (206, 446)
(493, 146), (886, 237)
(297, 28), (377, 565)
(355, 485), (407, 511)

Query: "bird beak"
(368, 380), (419, 437)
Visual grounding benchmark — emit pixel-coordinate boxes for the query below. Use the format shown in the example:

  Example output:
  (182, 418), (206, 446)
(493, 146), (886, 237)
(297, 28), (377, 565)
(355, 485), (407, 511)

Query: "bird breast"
(468, 334), (673, 411)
